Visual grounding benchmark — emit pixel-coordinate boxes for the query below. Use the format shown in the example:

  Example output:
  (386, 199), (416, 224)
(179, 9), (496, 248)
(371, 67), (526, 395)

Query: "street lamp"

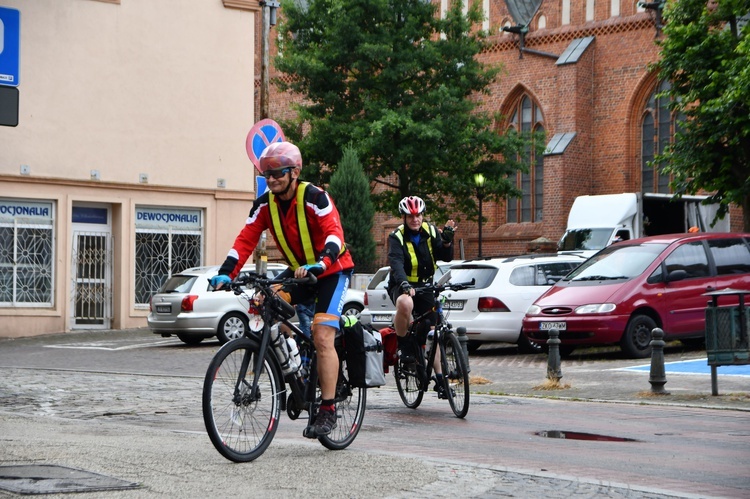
(474, 173), (486, 258)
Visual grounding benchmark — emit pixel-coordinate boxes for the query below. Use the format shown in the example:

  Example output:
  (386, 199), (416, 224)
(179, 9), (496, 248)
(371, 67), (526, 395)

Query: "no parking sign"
(245, 119), (285, 170)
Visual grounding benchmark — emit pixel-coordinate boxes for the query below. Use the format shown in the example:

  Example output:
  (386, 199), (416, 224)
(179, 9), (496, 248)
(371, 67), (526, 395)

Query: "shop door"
(71, 206), (112, 329)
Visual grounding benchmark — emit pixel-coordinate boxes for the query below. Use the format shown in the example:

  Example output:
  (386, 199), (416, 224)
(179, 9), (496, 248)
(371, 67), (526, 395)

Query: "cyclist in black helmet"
(387, 195), (457, 398)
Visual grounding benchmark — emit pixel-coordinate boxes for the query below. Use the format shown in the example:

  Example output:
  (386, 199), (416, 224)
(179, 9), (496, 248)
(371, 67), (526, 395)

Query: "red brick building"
(255, 1), (743, 267)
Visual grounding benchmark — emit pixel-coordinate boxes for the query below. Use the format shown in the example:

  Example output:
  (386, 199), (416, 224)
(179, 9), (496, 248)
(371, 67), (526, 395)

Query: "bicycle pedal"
(302, 426), (316, 439)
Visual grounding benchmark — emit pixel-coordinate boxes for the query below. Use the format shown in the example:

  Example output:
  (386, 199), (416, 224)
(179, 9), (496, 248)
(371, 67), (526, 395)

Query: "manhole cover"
(0, 465), (140, 495)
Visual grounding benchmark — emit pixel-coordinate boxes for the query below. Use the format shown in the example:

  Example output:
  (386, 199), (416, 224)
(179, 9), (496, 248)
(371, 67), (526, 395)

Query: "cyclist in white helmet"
(387, 196), (457, 398)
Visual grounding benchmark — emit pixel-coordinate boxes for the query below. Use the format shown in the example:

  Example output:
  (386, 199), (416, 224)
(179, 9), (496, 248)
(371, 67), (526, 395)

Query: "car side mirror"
(666, 269), (689, 283)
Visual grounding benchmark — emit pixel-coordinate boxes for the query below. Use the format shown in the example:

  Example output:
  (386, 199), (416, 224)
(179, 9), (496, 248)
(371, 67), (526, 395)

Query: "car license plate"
(374, 314), (392, 322)
(444, 300), (464, 310)
(540, 322), (566, 331)
(156, 305), (171, 314)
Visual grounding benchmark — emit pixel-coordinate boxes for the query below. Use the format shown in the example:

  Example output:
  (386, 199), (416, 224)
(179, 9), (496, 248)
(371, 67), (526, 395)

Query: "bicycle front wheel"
(394, 359), (424, 409)
(318, 369), (367, 450)
(442, 332), (470, 418)
(202, 338), (283, 462)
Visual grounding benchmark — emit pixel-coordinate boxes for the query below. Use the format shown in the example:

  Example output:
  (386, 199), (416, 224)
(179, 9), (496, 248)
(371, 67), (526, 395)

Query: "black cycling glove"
(441, 226), (454, 243)
(399, 281), (413, 295)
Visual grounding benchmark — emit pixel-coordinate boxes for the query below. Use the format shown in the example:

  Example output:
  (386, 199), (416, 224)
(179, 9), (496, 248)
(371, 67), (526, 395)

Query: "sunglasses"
(262, 167), (293, 179)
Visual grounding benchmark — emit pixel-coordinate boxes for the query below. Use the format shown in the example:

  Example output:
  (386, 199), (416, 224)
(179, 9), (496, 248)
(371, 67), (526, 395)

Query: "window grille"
(135, 228), (202, 305)
(0, 220), (54, 306)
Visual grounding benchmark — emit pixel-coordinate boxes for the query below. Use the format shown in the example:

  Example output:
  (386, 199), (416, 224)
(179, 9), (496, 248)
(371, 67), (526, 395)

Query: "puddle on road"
(535, 430), (639, 442)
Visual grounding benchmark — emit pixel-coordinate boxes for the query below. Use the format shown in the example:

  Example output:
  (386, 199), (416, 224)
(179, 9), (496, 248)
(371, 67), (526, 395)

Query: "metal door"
(71, 207), (112, 329)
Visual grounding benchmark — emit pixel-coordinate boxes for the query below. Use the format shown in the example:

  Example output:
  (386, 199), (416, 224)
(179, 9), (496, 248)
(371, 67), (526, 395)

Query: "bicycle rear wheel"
(202, 338), (283, 462)
(394, 358), (424, 409)
(442, 331), (470, 418)
(318, 365), (366, 450)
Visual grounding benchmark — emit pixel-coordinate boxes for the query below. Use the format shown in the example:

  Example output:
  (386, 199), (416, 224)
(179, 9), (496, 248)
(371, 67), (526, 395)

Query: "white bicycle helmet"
(398, 196), (426, 215)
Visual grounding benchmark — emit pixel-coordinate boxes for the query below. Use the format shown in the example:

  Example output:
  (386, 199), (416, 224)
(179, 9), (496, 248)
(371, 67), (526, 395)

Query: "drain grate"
(0, 464), (140, 495)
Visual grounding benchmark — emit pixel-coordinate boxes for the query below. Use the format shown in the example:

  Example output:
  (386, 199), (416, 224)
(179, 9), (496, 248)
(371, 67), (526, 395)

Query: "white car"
(148, 263), (364, 345)
(439, 254), (586, 353)
(359, 261), (456, 330)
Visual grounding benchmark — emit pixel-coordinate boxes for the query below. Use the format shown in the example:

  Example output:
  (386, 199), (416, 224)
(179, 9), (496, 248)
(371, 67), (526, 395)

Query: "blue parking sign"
(0, 7), (20, 87)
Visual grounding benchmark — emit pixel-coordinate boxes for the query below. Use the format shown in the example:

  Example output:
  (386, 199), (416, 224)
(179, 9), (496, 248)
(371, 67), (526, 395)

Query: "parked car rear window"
(664, 242), (710, 278)
(368, 269), (390, 290)
(161, 275), (197, 293)
(708, 238), (750, 275)
(449, 266), (498, 289)
(509, 262), (578, 286)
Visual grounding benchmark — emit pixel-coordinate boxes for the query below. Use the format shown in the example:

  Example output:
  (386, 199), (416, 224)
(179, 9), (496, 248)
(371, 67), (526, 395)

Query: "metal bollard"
(648, 327), (670, 395)
(456, 327), (471, 373)
(546, 328), (562, 382)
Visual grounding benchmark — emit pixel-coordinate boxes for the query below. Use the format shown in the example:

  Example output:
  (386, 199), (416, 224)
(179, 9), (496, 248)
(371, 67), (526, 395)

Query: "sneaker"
(398, 337), (417, 365)
(434, 382), (454, 400)
(398, 349), (416, 365)
(311, 408), (337, 436)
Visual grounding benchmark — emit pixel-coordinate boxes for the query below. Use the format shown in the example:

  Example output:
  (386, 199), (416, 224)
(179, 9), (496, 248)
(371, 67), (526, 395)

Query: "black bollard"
(648, 327), (670, 395)
(546, 328), (562, 382)
(456, 327), (471, 373)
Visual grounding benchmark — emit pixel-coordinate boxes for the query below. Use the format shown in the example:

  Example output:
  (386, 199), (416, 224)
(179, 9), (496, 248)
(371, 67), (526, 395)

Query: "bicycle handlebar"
(230, 271), (317, 291)
(410, 279), (475, 294)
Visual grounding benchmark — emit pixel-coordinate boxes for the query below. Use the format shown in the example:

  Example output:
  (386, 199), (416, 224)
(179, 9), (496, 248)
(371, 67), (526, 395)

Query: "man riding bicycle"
(387, 195), (457, 398)
(210, 141), (354, 437)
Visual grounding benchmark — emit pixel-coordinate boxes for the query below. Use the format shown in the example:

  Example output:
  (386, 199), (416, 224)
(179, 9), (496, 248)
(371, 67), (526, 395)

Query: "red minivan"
(522, 233), (750, 358)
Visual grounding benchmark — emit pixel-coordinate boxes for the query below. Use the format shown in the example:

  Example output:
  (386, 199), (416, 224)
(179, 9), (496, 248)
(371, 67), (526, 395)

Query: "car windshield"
(565, 243), (667, 281)
(558, 228), (613, 251)
(447, 265), (498, 290)
(160, 275), (197, 293)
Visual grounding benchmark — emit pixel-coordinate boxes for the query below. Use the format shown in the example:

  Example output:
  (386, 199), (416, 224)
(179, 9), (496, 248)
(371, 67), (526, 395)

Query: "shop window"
(134, 207), (203, 305)
(641, 80), (684, 194)
(0, 199), (54, 306)
(507, 95), (545, 223)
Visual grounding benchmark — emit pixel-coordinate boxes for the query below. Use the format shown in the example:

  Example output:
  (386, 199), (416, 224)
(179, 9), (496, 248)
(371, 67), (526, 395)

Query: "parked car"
(148, 263), (365, 345)
(439, 254), (585, 353)
(359, 261), (456, 330)
(522, 233), (750, 358)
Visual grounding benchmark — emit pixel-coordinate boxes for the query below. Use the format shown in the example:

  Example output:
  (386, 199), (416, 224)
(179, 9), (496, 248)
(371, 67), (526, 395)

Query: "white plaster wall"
(0, 0), (255, 192)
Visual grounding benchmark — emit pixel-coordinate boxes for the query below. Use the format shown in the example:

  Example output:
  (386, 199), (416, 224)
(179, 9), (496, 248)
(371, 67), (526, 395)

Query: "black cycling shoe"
(434, 383), (454, 400)
(398, 337), (417, 365)
(307, 409), (337, 437)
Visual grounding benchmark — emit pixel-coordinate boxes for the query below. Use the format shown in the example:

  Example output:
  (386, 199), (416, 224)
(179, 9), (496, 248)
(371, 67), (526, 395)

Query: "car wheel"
(516, 330), (544, 355)
(177, 334), (204, 346)
(342, 302), (363, 320)
(217, 313), (249, 344)
(620, 314), (657, 358)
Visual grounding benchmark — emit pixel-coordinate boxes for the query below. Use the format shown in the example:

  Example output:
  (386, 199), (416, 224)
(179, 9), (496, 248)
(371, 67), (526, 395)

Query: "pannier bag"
(342, 316), (386, 388)
(379, 326), (398, 373)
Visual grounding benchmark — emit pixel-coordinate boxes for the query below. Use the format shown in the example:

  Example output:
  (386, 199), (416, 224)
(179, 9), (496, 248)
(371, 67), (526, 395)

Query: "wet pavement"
(0, 329), (748, 498)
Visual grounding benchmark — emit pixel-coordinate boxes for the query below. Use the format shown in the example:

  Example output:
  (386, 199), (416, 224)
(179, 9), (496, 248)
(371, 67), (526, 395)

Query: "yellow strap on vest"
(269, 182), (315, 269)
(395, 223), (437, 283)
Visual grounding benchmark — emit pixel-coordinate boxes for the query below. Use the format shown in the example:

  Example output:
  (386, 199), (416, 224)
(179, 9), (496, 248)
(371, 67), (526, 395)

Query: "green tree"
(327, 145), (378, 273)
(654, 0), (750, 230)
(275, 0), (530, 221)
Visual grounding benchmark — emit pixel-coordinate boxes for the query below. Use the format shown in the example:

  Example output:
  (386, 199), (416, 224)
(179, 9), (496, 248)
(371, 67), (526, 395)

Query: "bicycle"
(202, 272), (366, 462)
(393, 278), (473, 418)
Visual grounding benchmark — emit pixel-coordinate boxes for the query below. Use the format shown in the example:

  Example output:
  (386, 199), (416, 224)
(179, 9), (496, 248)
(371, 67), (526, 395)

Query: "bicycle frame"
(203, 271), (367, 462)
(393, 279), (473, 418)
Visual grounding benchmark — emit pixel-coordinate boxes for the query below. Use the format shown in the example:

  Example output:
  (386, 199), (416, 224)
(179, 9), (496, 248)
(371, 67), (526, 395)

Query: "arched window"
(641, 80), (683, 194)
(507, 95), (545, 223)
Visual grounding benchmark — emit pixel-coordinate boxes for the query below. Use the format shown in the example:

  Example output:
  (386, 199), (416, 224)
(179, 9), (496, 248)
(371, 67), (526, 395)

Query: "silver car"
(441, 254), (585, 353)
(148, 264), (364, 345)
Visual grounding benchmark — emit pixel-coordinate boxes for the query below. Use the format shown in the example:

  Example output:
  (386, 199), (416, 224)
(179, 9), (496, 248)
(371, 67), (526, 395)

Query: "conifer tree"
(328, 145), (378, 273)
